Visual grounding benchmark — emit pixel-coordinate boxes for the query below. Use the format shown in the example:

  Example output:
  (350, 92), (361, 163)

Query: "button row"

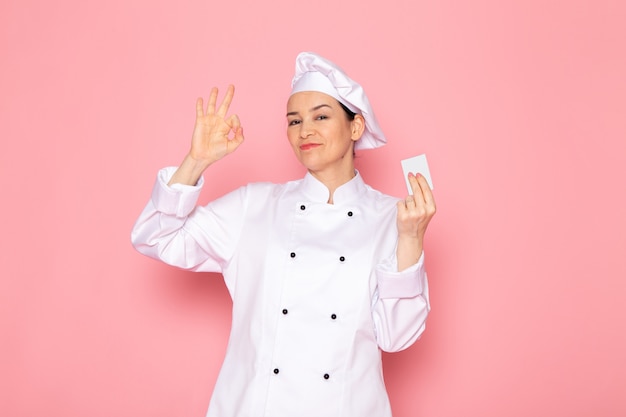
(289, 252), (346, 262)
(280, 309), (337, 320)
(297, 204), (354, 218)
(272, 368), (331, 380)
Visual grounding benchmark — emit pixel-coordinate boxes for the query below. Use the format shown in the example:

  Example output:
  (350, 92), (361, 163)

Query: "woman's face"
(286, 91), (364, 175)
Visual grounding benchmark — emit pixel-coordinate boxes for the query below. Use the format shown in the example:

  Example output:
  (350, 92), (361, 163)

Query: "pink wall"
(2, 0), (625, 416)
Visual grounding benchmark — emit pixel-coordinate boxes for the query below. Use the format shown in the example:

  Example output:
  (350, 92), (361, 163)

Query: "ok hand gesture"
(168, 85), (245, 186)
(190, 85), (244, 165)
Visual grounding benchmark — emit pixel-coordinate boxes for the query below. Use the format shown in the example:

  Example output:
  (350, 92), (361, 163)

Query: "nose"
(299, 119), (314, 139)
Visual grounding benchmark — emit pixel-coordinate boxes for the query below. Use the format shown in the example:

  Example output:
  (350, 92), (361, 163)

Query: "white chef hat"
(290, 52), (387, 150)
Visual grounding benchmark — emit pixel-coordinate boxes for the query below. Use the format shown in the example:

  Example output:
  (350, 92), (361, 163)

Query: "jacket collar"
(298, 170), (368, 205)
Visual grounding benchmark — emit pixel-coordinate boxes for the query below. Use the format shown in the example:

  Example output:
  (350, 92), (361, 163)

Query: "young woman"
(131, 52), (436, 417)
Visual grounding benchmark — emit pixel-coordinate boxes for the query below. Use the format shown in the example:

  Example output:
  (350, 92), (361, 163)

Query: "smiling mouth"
(300, 143), (321, 150)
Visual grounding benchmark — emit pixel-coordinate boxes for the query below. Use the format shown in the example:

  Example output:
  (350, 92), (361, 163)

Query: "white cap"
(290, 52), (387, 150)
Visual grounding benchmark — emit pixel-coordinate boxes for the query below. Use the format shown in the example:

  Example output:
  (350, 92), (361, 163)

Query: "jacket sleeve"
(130, 167), (246, 273)
(371, 253), (430, 352)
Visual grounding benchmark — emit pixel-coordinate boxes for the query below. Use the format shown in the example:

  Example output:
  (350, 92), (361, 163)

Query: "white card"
(401, 154), (434, 194)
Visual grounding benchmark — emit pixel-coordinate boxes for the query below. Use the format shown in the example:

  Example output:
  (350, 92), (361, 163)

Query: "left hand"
(397, 173), (436, 242)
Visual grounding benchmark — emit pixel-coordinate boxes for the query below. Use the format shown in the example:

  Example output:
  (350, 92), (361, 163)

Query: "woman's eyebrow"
(286, 104), (332, 117)
(311, 104), (332, 111)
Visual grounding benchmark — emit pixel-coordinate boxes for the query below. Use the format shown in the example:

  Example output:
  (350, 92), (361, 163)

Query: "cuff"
(150, 167), (204, 217)
(376, 252), (426, 299)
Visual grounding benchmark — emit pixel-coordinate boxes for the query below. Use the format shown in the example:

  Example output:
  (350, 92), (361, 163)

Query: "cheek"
(286, 129), (299, 148)
(330, 125), (353, 147)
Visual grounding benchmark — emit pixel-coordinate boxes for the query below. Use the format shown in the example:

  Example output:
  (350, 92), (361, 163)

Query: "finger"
(217, 84), (235, 118)
(207, 87), (218, 115)
(408, 173), (427, 205)
(228, 114), (241, 132)
(396, 200), (407, 215)
(414, 173), (436, 208)
(404, 195), (415, 208)
(196, 97), (204, 117)
(231, 126), (245, 149)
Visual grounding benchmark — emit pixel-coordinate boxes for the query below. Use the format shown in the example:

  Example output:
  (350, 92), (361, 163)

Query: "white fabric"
(291, 71), (343, 107)
(131, 167), (430, 417)
(291, 52), (387, 150)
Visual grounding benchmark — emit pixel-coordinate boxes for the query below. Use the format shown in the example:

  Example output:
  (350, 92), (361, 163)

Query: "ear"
(350, 114), (366, 141)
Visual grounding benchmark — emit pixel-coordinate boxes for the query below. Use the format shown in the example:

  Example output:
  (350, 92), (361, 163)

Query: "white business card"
(401, 154), (434, 194)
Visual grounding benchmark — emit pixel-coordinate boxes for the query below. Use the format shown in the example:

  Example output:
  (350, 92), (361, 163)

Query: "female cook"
(131, 52), (436, 417)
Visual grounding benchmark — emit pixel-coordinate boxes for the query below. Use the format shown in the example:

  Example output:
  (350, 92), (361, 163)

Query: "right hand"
(189, 85), (244, 166)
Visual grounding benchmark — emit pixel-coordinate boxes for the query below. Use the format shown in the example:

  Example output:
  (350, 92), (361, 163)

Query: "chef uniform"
(131, 52), (431, 417)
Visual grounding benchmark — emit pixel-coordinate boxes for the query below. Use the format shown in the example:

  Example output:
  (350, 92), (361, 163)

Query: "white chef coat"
(131, 167), (430, 417)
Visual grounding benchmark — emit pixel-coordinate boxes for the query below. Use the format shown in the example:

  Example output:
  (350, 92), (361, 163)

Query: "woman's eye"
(316, 115), (328, 120)
(288, 120), (301, 126)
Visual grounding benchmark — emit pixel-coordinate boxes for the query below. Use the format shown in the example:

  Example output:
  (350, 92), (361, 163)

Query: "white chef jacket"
(131, 167), (430, 417)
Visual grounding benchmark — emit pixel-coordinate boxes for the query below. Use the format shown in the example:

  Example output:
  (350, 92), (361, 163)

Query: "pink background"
(1, 0), (625, 416)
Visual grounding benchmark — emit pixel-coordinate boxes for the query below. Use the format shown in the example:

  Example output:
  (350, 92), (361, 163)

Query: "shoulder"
(232, 179), (303, 204)
(362, 183), (400, 211)
(209, 177), (305, 203)
(243, 179), (295, 196)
